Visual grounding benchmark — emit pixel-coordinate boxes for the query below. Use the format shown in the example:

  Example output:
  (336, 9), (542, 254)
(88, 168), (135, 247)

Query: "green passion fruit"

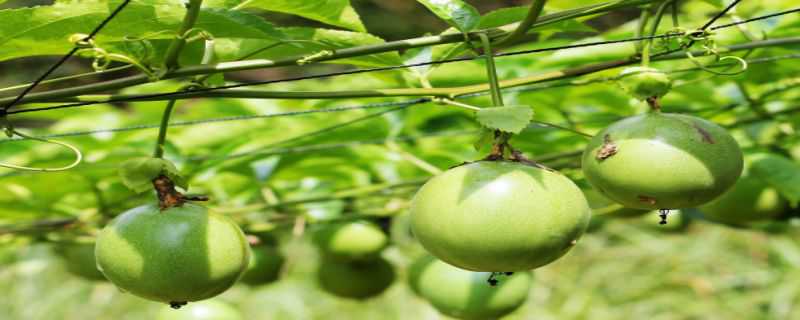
(239, 243), (285, 286)
(617, 66), (672, 100)
(699, 157), (788, 226)
(56, 242), (107, 281)
(410, 161), (591, 272)
(582, 112), (743, 210)
(157, 300), (243, 320)
(95, 203), (250, 306)
(312, 220), (388, 261)
(409, 255), (532, 320)
(317, 256), (395, 299)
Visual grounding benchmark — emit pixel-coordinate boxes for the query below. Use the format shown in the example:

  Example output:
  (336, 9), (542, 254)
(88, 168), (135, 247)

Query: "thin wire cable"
(3, 53), (798, 144)
(0, 99), (429, 143)
(701, 0), (743, 30)
(2, 0), (132, 112)
(7, 7), (798, 115)
(710, 7), (800, 30)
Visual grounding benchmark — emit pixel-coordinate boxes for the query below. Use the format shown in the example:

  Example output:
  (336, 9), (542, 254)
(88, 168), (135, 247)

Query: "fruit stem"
(153, 175), (186, 210)
(153, 99), (178, 159)
(646, 96), (662, 111)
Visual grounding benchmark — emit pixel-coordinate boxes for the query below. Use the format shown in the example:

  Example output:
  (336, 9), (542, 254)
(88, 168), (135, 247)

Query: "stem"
(479, 33), (504, 107)
(438, 99), (482, 111)
(635, 5), (652, 53)
(641, 0), (672, 67)
(163, 0), (204, 70)
(0, 0), (661, 107)
(38, 37), (800, 104)
(495, 0), (547, 47)
(0, 65), (133, 94)
(153, 99), (178, 158)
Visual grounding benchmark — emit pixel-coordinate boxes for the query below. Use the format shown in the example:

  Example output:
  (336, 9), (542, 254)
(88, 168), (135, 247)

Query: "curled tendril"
(685, 51), (749, 76)
(0, 128), (83, 172)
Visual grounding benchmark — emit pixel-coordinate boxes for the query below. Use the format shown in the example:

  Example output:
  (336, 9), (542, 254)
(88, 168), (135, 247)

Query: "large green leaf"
(0, 1), (284, 61)
(417, 0), (480, 33)
(206, 0), (366, 32)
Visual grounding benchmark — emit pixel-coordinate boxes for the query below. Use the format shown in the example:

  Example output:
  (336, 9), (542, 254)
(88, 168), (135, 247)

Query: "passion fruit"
(239, 244), (285, 286)
(156, 300), (243, 320)
(582, 112), (743, 210)
(55, 242), (106, 281)
(409, 255), (532, 320)
(410, 161), (591, 272)
(95, 203), (250, 306)
(617, 66), (672, 100)
(699, 156), (788, 226)
(312, 220), (388, 261)
(317, 256), (395, 299)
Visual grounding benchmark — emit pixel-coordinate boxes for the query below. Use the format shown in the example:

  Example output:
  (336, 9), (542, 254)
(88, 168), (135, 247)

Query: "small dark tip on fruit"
(504, 272), (514, 276)
(169, 301), (187, 309)
(488, 279), (498, 286)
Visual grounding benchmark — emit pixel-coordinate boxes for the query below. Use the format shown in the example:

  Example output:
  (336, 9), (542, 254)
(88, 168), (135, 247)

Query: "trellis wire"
(2, 0), (132, 112)
(2, 52), (797, 144)
(6, 7), (798, 116)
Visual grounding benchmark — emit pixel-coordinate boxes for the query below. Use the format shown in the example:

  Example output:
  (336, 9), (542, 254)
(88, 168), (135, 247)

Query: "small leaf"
(119, 158), (187, 193)
(476, 106), (534, 134)
(750, 153), (800, 207)
(417, 0), (480, 33)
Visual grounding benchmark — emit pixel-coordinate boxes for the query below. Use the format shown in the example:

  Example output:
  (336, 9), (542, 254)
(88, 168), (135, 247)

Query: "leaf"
(750, 153), (800, 207)
(0, 1), (284, 62)
(206, 0), (366, 32)
(119, 157), (187, 193)
(473, 128), (494, 152)
(417, 0), (480, 33)
(476, 105), (534, 134)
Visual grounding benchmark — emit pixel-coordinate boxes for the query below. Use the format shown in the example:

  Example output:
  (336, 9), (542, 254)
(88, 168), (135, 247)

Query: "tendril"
(0, 120), (82, 172)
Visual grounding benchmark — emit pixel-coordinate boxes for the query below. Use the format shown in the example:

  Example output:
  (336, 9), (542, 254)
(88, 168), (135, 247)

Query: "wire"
(0, 99), (429, 143)
(701, 0), (742, 30)
(3, 53), (799, 145)
(710, 7), (800, 30)
(2, 0), (132, 112)
(7, 7), (798, 116)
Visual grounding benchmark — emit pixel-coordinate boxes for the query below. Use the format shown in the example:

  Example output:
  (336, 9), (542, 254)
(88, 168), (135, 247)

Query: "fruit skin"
(583, 189), (649, 218)
(156, 300), (242, 320)
(618, 66), (672, 100)
(239, 244), (285, 286)
(95, 203), (250, 304)
(582, 112), (743, 210)
(312, 221), (388, 261)
(410, 161), (591, 272)
(317, 256), (395, 299)
(55, 242), (107, 281)
(699, 157), (788, 226)
(409, 255), (532, 320)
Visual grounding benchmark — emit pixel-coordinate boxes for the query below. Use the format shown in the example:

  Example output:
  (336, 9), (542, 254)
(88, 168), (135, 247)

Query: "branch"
(163, 0), (204, 70)
(495, 0), (547, 47)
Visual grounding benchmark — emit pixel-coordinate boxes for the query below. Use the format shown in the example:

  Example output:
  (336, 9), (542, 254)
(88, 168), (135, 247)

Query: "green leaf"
(119, 157), (187, 194)
(750, 153), (800, 207)
(0, 1), (284, 62)
(473, 128), (494, 152)
(206, 0), (366, 32)
(476, 105), (534, 134)
(417, 0), (480, 33)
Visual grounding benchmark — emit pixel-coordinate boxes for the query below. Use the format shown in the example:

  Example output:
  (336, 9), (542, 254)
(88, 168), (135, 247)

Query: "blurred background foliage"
(0, 0), (799, 319)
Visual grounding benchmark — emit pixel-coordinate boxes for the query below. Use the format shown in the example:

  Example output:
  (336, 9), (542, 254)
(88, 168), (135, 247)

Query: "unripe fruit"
(618, 66), (672, 100)
(700, 157), (788, 226)
(55, 242), (106, 281)
(583, 189), (649, 218)
(317, 256), (395, 299)
(156, 300), (242, 320)
(240, 244), (285, 286)
(95, 204), (250, 306)
(409, 255), (532, 320)
(582, 113), (743, 210)
(312, 221), (388, 261)
(411, 161), (591, 272)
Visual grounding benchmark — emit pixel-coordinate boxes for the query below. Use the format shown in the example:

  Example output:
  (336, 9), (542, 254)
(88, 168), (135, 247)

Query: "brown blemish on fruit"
(596, 134), (618, 160)
(693, 123), (715, 144)
(638, 195), (657, 205)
